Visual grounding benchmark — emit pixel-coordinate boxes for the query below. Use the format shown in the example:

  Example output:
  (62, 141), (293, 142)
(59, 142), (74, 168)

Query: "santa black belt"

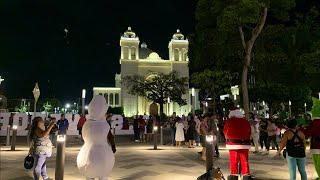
(226, 139), (250, 143)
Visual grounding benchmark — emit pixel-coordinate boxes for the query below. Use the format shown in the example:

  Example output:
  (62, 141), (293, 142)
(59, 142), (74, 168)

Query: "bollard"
(55, 135), (66, 180)
(160, 126), (163, 145)
(6, 125), (10, 146)
(206, 135), (214, 172)
(153, 126), (158, 150)
(197, 135), (215, 180)
(11, 125), (17, 151)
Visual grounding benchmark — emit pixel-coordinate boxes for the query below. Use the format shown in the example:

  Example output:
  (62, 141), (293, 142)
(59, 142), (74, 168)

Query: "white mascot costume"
(77, 96), (115, 180)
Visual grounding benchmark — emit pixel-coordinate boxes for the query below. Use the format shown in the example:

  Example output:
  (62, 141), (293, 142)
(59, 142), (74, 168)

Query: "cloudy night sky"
(0, 0), (196, 101)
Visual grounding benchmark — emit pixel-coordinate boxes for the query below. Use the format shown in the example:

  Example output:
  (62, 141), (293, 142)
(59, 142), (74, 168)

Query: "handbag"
(24, 154), (34, 169)
(282, 149), (287, 158)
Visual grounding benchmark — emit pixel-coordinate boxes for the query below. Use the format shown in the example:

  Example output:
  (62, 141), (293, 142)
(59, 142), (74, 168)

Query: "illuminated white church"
(93, 27), (199, 116)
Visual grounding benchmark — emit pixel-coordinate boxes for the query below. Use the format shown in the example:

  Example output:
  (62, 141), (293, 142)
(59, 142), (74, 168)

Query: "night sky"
(0, 0), (196, 102)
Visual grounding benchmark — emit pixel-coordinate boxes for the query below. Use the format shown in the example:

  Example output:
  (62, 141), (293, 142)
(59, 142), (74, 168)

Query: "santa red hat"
(229, 107), (244, 118)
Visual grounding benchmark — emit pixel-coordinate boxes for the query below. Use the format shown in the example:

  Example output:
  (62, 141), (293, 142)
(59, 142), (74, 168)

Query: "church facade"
(93, 27), (199, 116)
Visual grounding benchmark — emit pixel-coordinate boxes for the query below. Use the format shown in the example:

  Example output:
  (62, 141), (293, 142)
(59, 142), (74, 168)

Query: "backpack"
(286, 130), (305, 158)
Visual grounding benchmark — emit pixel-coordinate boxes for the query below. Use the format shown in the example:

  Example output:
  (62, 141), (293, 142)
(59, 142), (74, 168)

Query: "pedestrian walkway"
(0, 136), (318, 180)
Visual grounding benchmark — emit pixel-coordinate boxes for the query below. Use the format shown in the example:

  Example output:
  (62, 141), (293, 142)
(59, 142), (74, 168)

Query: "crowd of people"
(26, 97), (320, 180)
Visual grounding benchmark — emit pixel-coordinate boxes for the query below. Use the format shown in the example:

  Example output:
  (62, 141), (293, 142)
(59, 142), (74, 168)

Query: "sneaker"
(253, 151), (259, 154)
(214, 154), (220, 158)
(198, 151), (202, 155)
(135, 140), (140, 142)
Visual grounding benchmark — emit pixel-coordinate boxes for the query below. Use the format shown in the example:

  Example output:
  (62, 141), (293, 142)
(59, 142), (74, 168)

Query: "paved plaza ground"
(0, 135), (318, 180)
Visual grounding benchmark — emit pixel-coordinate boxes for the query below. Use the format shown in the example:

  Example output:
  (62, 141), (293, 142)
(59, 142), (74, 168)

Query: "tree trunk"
(159, 102), (164, 116)
(239, 7), (268, 120)
(242, 50), (252, 119)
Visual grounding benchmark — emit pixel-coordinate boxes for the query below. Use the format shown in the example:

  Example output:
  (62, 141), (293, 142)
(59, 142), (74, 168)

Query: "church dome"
(147, 52), (162, 60)
(123, 27), (136, 38)
(172, 29), (184, 40)
(139, 42), (153, 59)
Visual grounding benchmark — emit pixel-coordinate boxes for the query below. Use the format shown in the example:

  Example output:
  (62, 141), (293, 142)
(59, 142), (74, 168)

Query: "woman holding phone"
(29, 117), (56, 180)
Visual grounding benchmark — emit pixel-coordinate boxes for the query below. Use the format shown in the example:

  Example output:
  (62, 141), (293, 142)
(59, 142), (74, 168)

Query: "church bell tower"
(168, 29), (189, 61)
(120, 27), (140, 62)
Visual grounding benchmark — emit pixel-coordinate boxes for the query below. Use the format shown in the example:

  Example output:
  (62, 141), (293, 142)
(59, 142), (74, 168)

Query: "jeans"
(133, 128), (139, 140)
(170, 127), (176, 145)
(267, 135), (279, 151)
(34, 152), (52, 180)
(286, 155), (307, 180)
(260, 135), (268, 149)
(49, 134), (55, 147)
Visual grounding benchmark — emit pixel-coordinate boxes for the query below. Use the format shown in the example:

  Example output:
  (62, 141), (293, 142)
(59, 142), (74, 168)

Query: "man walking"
(249, 112), (260, 153)
(57, 114), (69, 135)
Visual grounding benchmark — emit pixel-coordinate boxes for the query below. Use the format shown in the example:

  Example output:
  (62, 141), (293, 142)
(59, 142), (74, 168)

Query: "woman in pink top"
(265, 119), (279, 154)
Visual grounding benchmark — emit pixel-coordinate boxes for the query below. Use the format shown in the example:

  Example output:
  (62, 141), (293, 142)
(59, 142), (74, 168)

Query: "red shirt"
(78, 117), (86, 127)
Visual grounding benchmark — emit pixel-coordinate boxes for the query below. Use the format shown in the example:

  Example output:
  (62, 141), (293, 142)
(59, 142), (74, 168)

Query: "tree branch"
(239, 26), (246, 50)
(251, 7), (268, 41)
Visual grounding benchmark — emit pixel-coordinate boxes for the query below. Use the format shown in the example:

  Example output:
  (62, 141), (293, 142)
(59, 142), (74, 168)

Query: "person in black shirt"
(259, 119), (268, 151)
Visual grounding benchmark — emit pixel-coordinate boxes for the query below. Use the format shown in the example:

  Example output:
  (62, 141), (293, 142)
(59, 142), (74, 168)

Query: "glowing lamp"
(82, 89), (86, 99)
(12, 125), (18, 130)
(192, 88), (195, 96)
(57, 135), (66, 142)
(289, 101), (291, 106)
(206, 135), (214, 142)
(153, 126), (158, 131)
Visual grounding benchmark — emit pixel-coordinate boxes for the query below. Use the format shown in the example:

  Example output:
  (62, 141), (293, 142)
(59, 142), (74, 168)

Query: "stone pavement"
(0, 136), (318, 180)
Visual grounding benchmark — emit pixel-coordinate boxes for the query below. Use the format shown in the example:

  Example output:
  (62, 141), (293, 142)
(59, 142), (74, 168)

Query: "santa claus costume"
(224, 108), (252, 180)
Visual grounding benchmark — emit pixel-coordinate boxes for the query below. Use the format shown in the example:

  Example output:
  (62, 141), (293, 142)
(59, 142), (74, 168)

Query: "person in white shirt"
(249, 112), (260, 153)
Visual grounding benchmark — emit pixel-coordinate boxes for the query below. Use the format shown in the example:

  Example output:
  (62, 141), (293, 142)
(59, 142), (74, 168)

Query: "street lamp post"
(6, 125), (10, 146)
(192, 88), (195, 115)
(205, 102), (208, 113)
(55, 135), (66, 180)
(289, 101), (292, 118)
(304, 103), (307, 114)
(11, 125), (18, 151)
(160, 126), (163, 145)
(82, 89), (86, 115)
(153, 126), (158, 150)
(167, 97), (170, 116)
(28, 83), (40, 145)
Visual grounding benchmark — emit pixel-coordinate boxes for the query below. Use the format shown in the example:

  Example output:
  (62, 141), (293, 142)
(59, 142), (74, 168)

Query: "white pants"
(86, 178), (108, 180)
(251, 132), (259, 152)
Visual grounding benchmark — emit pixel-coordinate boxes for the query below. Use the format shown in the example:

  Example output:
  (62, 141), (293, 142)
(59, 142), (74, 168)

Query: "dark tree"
(122, 71), (188, 115)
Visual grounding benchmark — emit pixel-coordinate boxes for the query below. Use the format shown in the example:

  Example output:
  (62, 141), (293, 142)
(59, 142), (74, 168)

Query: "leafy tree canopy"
(122, 71), (188, 114)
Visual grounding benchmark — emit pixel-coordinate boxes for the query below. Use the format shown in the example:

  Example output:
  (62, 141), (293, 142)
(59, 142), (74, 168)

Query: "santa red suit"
(224, 108), (251, 179)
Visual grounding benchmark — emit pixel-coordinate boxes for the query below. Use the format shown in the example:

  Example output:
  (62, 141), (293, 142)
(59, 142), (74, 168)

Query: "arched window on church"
(99, 93), (103, 96)
(109, 93), (114, 105)
(182, 48), (188, 61)
(174, 48), (179, 61)
(131, 47), (136, 60)
(123, 46), (129, 59)
(115, 93), (119, 105)
(104, 93), (108, 104)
